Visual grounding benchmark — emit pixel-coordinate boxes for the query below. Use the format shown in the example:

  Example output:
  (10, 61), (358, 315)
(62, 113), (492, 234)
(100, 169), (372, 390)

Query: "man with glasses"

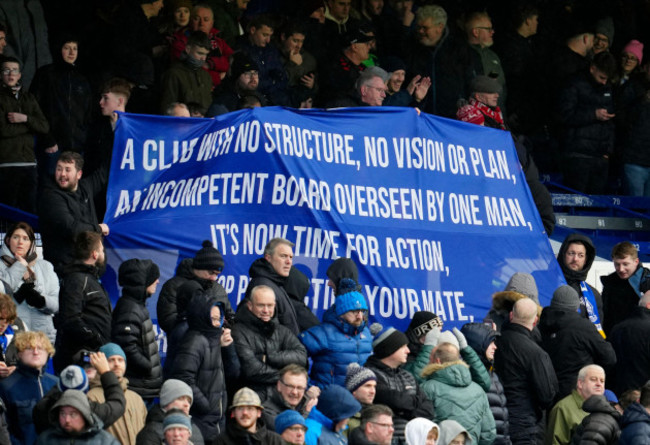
(300, 277), (374, 388)
(349, 404), (395, 445)
(157, 240), (232, 336)
(210, 52), (266, 114)
(275, 409), (308, 445)
(465, 11), (506, 110)
(263, 364), (320, 430)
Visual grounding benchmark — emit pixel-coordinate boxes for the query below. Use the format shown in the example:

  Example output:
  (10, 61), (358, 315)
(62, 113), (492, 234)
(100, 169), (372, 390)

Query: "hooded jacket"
(619, 402), (650, 445)
(300, 305), (373, 388)
(557, 234), (603, 319)
(54, 262), (112, 373)
(232, 302), (308, 401)
(462, 322), (511, 445)
(111, 259), (163, 399)
(538, 306), (615, 400)
(570, 395), (620, 445)
(36, 390), (119, 445)
(169, 292), (228, 439)
(214, 418), (285, 445)
(0, 242), (59, 342)
(486, 291), (541, 332)
(243, 257), (300, 335)
(285, 266), (320, 331)
(438, 419), (472, 445)
(157, 258), (232, 335)
(421, 360), (496, 445)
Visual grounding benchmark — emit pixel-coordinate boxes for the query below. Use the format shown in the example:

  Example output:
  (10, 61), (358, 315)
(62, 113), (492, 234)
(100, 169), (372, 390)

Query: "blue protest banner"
(103, 106), (564, 339)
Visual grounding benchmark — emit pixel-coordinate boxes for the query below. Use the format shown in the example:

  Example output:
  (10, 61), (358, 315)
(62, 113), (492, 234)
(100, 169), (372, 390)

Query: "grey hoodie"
(438, 419), (472, 445)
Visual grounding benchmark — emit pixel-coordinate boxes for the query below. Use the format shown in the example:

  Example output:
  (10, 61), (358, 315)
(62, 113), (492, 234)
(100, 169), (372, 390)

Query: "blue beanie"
(317, 385), (361, 423)
(58, 365), (89, 393)
(335, 278), (368, 317)
(99, 343), (127, 364)
(275, 410), (306, 434)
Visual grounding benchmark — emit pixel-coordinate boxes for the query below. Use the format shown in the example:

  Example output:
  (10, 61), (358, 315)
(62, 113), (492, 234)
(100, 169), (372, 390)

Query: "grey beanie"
(505, 272), (539, 303)
(551, 285), (580, 312)
(595, 17), (614, 45)
(160, 379), (194, 408)
(52, 389), (94, 426)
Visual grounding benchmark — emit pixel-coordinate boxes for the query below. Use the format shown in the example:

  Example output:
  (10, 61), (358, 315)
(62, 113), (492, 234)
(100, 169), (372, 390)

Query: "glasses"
(24, 345), (46, 353)
(279, 380), (306, 392)
(367, 85), (388, 94)
(370, 421), (395, 429)
(474, 26), (494, 32)
(1, 68), (20, 75)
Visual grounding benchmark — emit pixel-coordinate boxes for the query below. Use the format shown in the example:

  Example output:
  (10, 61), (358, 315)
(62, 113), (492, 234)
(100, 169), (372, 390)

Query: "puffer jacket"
(0, 243), (59, 342)
(462, 322), (511, 445)
(557, 71), (615, 158)
(557, 234), (603, 319)
(570, 395), (620, 445)
(243, 257), (300, 335)
(157, 258), (231, 334)
(300, 305), (373, 388)
(0, 362), (57, 445)
(538, 306), (616, 400)
(170, 292), (228, 439)
(421, 361), (496, 445)
(0, 83), (49, 164)
(111, 259), (163, 399)
(232, 303), (308, 401)
(619, 402), (650, 445)
(365, 355), (434, 442)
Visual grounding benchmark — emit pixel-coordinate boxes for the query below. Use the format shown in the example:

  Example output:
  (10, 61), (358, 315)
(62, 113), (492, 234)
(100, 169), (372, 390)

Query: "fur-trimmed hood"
(491, 290), (542, 317)
(421, 359), (470, 382)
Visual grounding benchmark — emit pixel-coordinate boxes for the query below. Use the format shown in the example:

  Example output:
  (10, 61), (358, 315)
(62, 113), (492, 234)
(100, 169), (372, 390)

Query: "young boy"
(0, 57), (49, 212)
(601, 241), (650, 335)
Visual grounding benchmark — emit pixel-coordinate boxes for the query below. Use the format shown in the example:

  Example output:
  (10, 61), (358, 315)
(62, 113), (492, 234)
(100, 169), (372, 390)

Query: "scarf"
(469, 97), (506, 130)
(1, 251), (37, 283)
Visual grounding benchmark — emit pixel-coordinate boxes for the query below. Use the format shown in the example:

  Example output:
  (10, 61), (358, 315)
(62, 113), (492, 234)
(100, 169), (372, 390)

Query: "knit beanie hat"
(168, 0), (192, 12)
(407, 311), (443, 338)
(595, 17), (615, 46)
(317, 385), (361, 423)
(372, 326), (408, 359)
(160, 379), (194, 408)
(99, 343), (127, 364)
(345, 362), (377, 393)
(275, 410), (306, 434)
(192, 240), (224, 271)
(163, 409), (192, 435)
(623, 40), (644, 64)
(471, 75), (502, 94)
(335, 278), (368, 317)
(457, 104), (485, 125)
(550, 285), (580, 311)
(437, 330), (460, 349)
(58, 365), (89, 393)
(231, 53), (260, 81)
(381, 55), (406, 74)
(505, 272), (539, 303)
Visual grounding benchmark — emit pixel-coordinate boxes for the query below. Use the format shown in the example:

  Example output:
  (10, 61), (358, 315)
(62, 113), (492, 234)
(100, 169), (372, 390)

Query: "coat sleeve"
(479, 396), (497, 445)
(35, 259), (59, 315)
(90, 371), (127, 428)
(233, 327), (283, 384)
(403, 344), (433, 384)
(156, 279), (180, 334)
(25, 95), (50, 134)
(267, 328), (308, 369)
(557, 82), (598, 127)
(531, 353), (558, 410)
(222, 343), (240, 380)
(461, 346), (492, 392)
(39, 189), (101, 236)
(58, 278), (103, 346)
(299, 325), (327, 357)
(111, 306), (153, 374)
(169, 335), (211, 414)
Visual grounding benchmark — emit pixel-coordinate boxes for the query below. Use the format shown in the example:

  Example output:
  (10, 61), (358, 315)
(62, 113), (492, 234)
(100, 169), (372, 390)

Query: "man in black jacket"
(495, 298), (558, 445)
(38, 151), (109, 275)
(242, 238), (301, 335)
(556, 52), (617, 194)
(54, 231), (111, 374)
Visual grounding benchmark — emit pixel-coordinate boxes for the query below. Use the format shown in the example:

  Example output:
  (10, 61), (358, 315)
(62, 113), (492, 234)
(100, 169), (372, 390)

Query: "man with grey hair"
(242, 238), (301, 335)
(495, 298), (558, 444)
(545, 365), (605, 445)
(327, 66), (389, 107)
(165, 102), (191, 117)
(404, 4), (480, 118)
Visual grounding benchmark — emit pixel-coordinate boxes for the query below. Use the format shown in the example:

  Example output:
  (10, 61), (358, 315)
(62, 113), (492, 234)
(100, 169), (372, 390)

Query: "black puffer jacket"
(38, 170), (106, 275)
(232, 303), (308, 401)
(557, 71), (615, 158)
(538, 306), (616, 401)
(365, 355), (434, 443)
(111, 259), (163, 399)
(557, 233), (603, 319)
(609, 306), (650, 395)
(30, 57), (92, 152)
(462, 322), (511, 445)
(242, 258), (300, 335)
(169, 292), (228, 439)
(570, 395), (621, 445)
(157, 258), (231, 334)
(135, 404), (204, 445)
(54, 262), (112, 373)
(601, 266), (650, 336)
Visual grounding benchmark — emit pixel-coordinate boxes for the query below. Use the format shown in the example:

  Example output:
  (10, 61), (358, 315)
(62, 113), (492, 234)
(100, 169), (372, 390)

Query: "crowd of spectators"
(1, 0), (650, 205)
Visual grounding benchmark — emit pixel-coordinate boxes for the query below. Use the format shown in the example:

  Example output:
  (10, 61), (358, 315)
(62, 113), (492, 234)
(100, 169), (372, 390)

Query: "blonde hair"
(14, 331), (55, 357)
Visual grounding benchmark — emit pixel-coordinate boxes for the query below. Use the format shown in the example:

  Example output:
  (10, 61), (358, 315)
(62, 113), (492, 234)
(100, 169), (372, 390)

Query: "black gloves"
(14, 283), (46, 309)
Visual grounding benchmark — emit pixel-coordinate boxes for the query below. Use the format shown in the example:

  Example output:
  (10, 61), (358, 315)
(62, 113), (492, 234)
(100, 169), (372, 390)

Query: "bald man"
(494, 298), (558, 445)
